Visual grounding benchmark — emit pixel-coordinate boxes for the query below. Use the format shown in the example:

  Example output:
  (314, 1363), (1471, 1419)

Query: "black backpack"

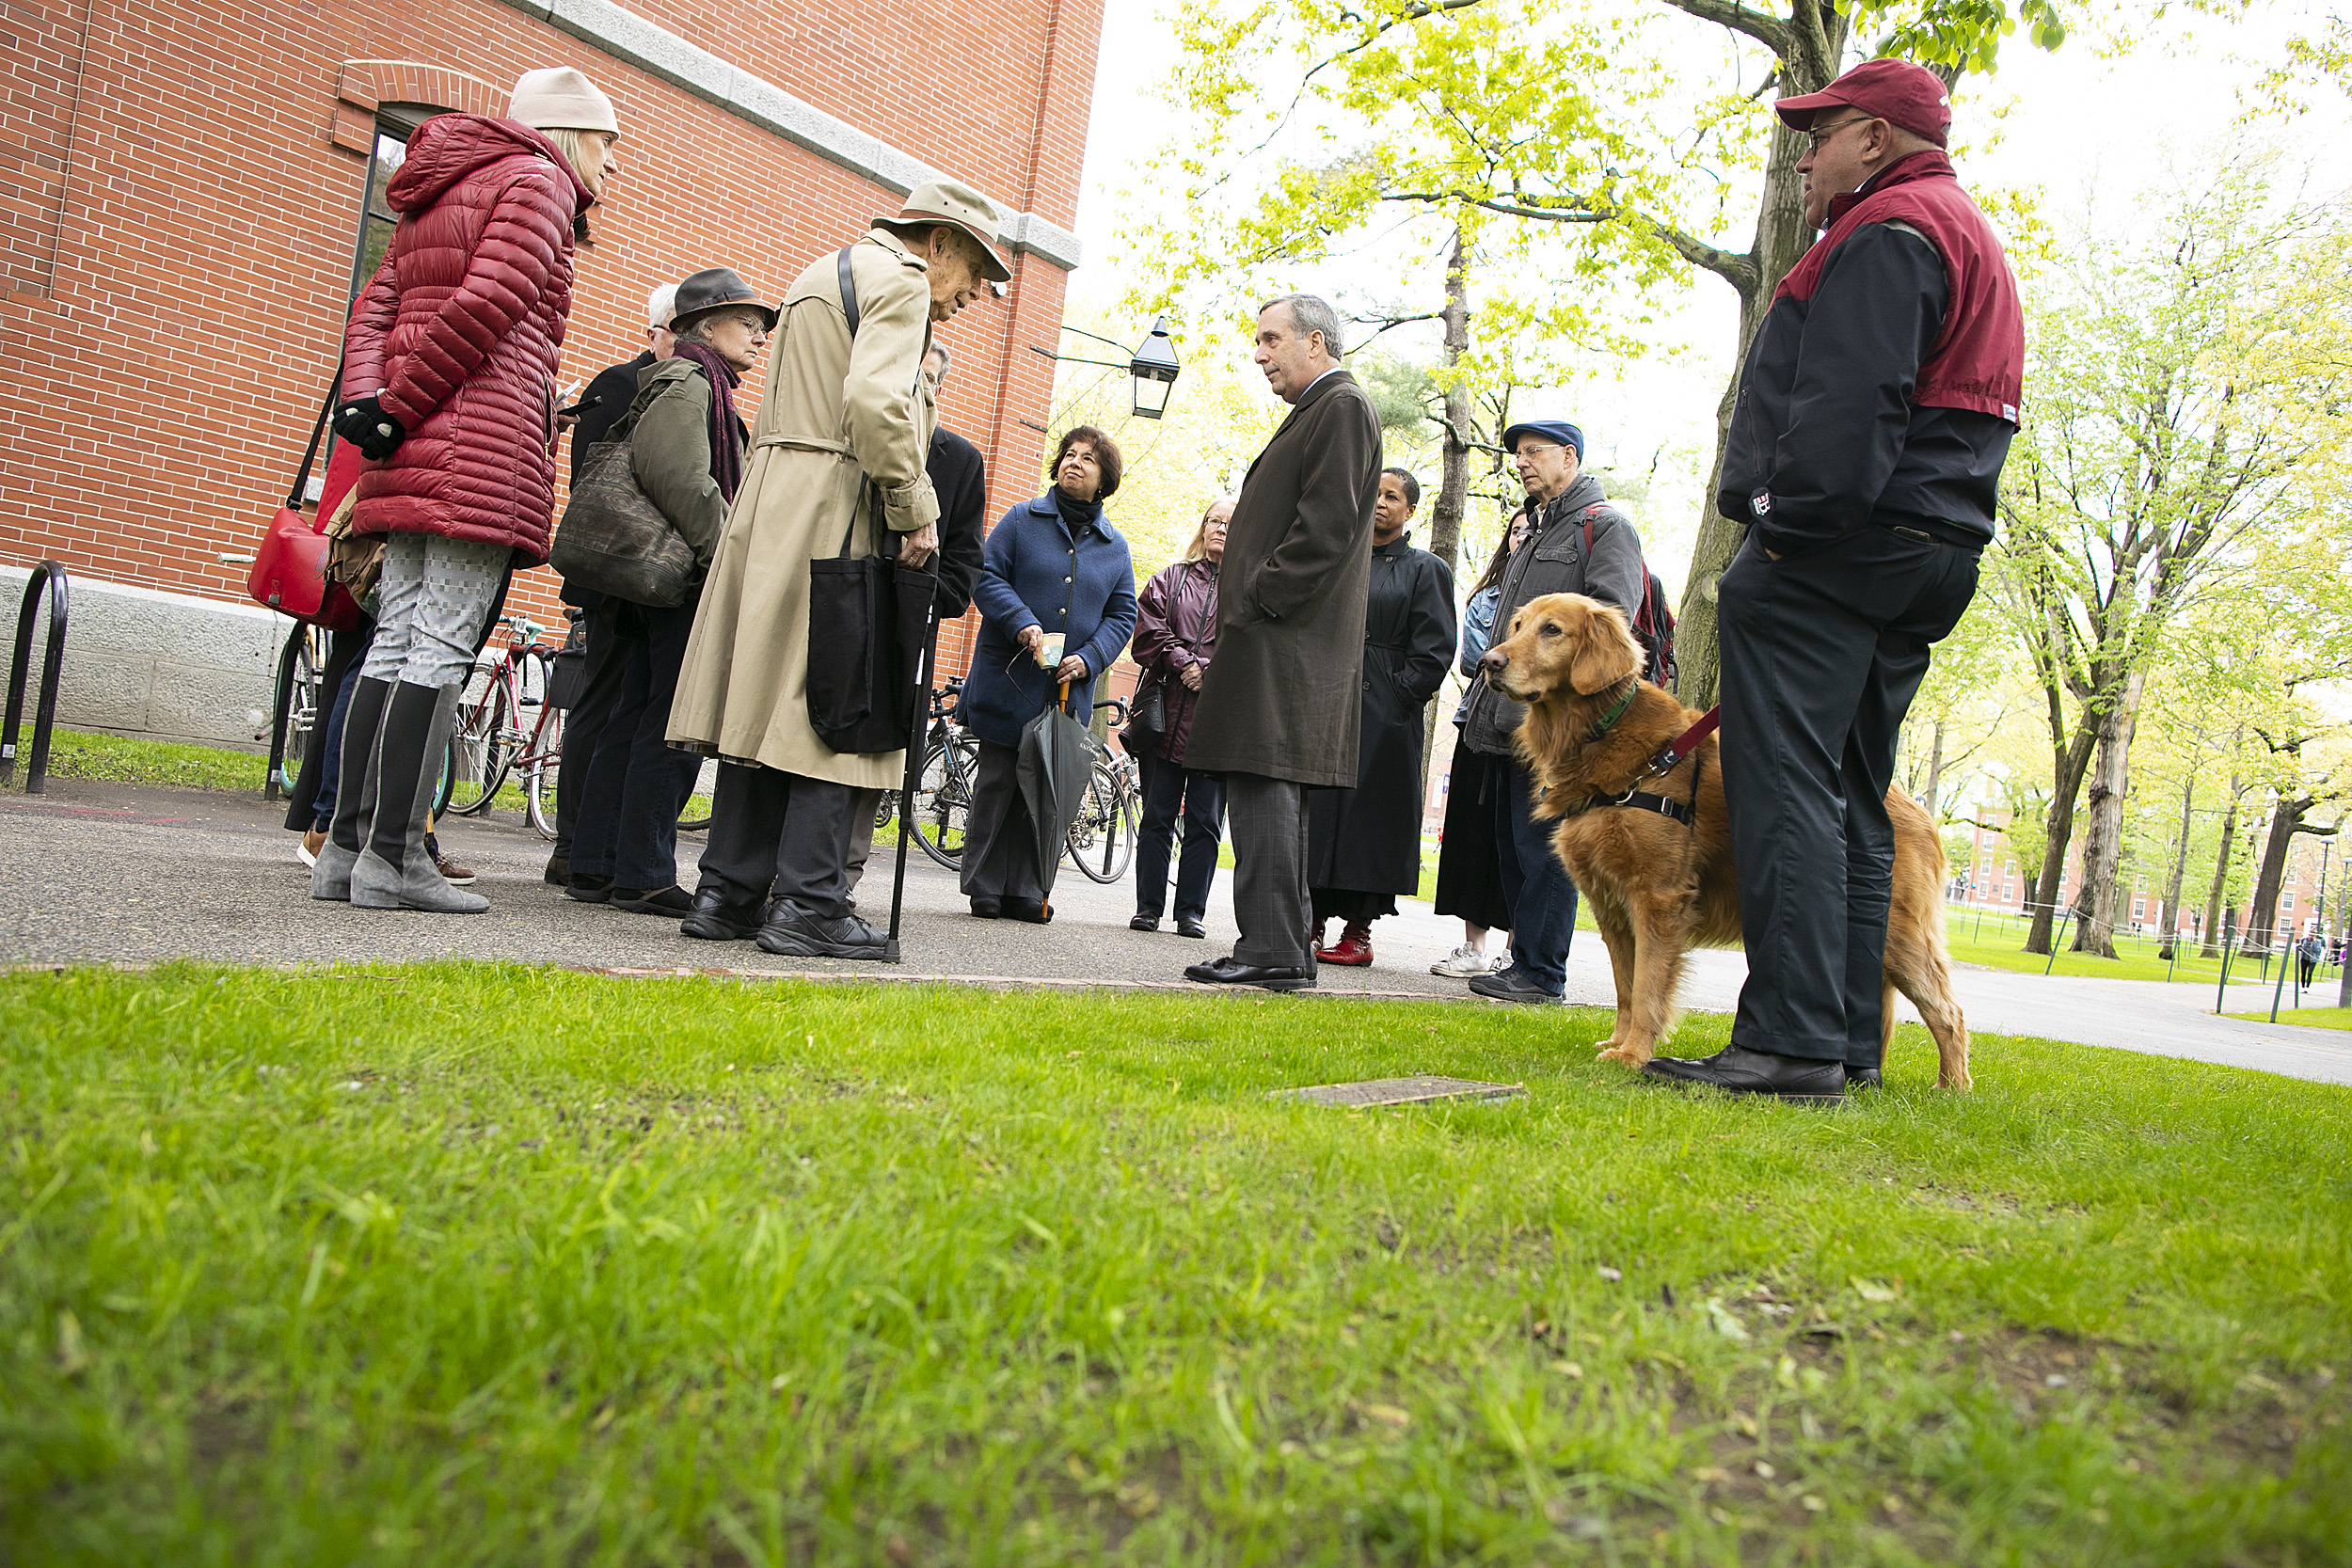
(1580, 506), (1677, 687)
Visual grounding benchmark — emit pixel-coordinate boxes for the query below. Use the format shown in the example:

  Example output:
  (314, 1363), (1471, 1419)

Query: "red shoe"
(1314, 924), (1374, 966)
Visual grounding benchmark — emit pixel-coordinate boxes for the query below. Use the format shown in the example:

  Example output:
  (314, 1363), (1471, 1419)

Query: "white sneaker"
(1430, 943), (1492, 978)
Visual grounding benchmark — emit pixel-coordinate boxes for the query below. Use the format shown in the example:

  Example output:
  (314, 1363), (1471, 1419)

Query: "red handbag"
(247, 379), (366, 631)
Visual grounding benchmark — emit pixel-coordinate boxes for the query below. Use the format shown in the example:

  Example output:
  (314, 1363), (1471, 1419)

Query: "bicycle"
(882, 676), (978, 871)
(440, 612), (564, 828)
(1065, 697), (1139, 884)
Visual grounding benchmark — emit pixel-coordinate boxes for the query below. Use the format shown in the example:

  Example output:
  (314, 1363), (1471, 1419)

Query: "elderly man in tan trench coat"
(668, 179), (1009, 958)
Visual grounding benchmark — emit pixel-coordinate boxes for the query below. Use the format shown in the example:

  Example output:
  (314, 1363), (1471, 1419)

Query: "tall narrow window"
(349, 126), (410, 297)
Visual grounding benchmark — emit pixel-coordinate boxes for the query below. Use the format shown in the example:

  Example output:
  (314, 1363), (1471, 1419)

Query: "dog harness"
(1560, 692), (1717, 830)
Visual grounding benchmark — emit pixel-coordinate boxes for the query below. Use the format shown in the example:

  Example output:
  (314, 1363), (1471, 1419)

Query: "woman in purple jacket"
(1121, 499), (1232, 939)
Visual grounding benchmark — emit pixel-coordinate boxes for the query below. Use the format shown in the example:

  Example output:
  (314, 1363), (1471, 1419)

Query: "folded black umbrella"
(1014, 681), (1092, 906)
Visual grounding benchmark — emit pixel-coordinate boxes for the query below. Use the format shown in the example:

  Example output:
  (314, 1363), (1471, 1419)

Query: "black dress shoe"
(1468, 968), (1563, 1005)
(755, 904), (889, 960)
(1004, 898), (1052, 925)
(565, 873), (614, 904)
(1845, 1066), (1883, 1090)
(1642, 1043), (1846, 1104)
(545, 853), (569, 887)
(1131, 913), (1161, 932)
(969, 896), (1001, 919)
(1184, 955), (1314, 991)
(1175, 917), (1206, 939)
(681, 889), (768, 942)
(612, 884), (694, 915)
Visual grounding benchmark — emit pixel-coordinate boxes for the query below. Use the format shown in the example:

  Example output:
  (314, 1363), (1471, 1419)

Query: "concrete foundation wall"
(0, 564), (290, 754)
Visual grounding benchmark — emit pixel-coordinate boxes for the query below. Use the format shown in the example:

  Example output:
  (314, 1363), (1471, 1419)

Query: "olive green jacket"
(628, 357), (737, 572)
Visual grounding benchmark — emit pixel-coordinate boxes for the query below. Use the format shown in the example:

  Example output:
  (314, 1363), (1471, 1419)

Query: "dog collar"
(1585, 678), (1638, 743)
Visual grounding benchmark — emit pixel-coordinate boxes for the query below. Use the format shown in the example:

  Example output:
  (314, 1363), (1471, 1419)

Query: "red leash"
(1647, 705), (1721, 777)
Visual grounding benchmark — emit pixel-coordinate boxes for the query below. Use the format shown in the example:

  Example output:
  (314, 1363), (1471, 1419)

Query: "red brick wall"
(0, 0), (1100, 682)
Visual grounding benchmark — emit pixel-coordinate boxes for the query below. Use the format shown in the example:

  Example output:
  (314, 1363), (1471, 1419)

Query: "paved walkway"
(8, 778), (2351, 1086)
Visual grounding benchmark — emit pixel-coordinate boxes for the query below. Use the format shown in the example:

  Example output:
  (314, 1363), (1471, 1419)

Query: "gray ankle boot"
(350, 681), (488, 914)
(311, 676), (393, 901)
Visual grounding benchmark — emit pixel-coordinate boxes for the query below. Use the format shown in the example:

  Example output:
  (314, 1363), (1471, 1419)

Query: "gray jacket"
(1459, 473), (1645, 757)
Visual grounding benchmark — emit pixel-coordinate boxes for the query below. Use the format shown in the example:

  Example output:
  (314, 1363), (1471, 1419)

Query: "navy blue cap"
(1502, 420), (1584, 459)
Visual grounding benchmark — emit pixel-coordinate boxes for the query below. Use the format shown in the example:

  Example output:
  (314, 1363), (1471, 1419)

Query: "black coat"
(928, 425), (987, 619)
(1307, 533), (1456, 895)
(568, 352), (654, 483)
(1186, 371), (1384, 786)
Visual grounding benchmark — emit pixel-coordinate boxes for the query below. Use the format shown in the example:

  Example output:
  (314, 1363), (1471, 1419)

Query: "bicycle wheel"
(444, 668), (514, 816)
(1066, 756), (1137, 883)
(431, 735), (456, 820)
(524, 705), (564, 841)
(914, 736), (977, 871)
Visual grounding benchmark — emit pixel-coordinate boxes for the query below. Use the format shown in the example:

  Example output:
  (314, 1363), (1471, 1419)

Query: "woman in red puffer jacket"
(310, 67), (622, 915)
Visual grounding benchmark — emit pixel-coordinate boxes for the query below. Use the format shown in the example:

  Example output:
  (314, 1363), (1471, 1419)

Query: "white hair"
(646, 283), (677, 330)
(1259, 293), (1343, 358)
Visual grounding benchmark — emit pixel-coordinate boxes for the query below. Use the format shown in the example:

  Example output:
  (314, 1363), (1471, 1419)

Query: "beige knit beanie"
(507, 68), (619, 136)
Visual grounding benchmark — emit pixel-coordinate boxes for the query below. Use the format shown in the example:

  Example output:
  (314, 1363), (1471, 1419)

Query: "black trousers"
(1134, 751), (1225, 925)
(693, 762), (862, 918)
(961, 739), (1052, 904)
(552, 600), (628, 858)
(566, 600), (701, 889)
(1226, 772), (1314, 972)
(1716, 525), (1979, 1067)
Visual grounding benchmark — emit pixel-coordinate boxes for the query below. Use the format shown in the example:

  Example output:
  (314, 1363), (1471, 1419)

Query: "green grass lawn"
(2225, 1006), (2352, 1030)
(1937, 908), (2324, 989)
(2, 965), (2345, 1564)
(40, 728), (269, 792)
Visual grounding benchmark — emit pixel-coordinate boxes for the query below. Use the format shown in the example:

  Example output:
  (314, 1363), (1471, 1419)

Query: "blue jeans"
(1134, 751), (1226, 925)
(310, 646), (370, 831)
(1493, 756), (1577, 993)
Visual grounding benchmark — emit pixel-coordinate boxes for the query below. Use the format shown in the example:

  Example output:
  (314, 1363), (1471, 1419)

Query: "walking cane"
(884, 605), (939, 964)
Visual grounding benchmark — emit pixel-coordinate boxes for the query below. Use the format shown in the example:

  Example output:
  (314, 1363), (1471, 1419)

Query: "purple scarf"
(666, 341), (746, 502)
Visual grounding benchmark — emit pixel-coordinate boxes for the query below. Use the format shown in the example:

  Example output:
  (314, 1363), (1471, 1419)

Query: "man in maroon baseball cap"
(1772, 56), (1953, 146)
(1642, 58), (2023, 1104)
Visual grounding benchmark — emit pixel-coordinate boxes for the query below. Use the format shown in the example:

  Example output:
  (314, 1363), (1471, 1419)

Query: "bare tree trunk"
(1920, 718), (1947, 816)
(2157, 771), (2195, 961)
(1425, 221), (1472, 778)
(2069, 668), (2146, 958)
(2249, 797), (2308, 955)
(2026, 727), (2100, 955)
(1670, 107), (1825, 711)
(2200, 765), (2244, 958)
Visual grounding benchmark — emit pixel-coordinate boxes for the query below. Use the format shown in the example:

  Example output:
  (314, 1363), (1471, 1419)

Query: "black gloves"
(334, 395), (406, 462)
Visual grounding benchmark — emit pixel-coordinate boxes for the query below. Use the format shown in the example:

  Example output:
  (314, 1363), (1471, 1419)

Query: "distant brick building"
(0, 0), (1100, 745)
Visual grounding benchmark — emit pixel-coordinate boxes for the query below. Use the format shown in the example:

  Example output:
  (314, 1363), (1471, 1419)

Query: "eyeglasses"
(1804, 115), (1880, 151)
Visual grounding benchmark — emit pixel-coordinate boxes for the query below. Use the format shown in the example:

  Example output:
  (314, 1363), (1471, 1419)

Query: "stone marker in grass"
(1273, 1074), (1525, 1107)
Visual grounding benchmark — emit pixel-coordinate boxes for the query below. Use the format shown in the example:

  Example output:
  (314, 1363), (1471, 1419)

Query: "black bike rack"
(2, 561), (71, 794)
(265, 621), (306, 802)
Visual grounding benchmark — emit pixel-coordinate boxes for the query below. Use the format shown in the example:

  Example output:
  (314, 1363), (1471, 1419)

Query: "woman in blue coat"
(959, 426), (1139, 920)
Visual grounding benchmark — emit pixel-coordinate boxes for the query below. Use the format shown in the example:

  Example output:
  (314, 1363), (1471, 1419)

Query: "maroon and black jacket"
(1121, 556), (1219, 766)
(1719, 150), (2024, 555)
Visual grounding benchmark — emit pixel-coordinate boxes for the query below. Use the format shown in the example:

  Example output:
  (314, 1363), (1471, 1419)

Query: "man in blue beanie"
(1452, 420), (1646, 1004)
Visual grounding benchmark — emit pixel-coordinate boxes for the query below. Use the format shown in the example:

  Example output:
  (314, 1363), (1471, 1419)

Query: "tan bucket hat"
(876, 179), (1013, 282)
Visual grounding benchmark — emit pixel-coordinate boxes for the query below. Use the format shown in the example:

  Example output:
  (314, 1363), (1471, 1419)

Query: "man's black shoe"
(545, 853), (569, 887)
(565, 873), (613, 904)
(1131, 913), (1161, 932)
(755, 904), (889, 960)
(1005, 898), (1053, 925)
(612, 884), (694, 915)
(1184, 955), (1314, 991)
(1845, 1066), (1883, 1090)
(1641, 1043), (1846, 1104)
(1175, 917), (1207, 939)
(681, 890), (769, 942)
(969, 896), (1001, 919)
(1468, 968), (1563, 1006)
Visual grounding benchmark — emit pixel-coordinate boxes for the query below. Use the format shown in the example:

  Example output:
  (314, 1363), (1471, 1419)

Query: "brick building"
(0, 0), (1101, 746)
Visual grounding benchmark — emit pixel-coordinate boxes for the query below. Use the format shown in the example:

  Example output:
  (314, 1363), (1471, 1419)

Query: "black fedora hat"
(670, 266), (778, 333)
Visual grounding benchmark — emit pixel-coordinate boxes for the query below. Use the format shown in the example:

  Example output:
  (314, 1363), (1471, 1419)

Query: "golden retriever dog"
(1481, 593), (1969, 1089)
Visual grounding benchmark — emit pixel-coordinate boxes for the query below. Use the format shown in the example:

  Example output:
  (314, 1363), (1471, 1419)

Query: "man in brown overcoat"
(666, 179), (1009, 959)
(1183, 293), (1384, 991)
